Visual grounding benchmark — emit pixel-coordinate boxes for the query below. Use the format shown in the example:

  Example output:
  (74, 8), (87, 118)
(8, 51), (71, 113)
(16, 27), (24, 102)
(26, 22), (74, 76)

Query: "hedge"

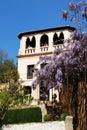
(2, 107), (42, 124)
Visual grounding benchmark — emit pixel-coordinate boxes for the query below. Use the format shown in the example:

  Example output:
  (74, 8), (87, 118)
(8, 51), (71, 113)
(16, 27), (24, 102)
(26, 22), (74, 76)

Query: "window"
(24, 86), (31, 95)
(31, 36), (36, 48)
(26, 37), (30, 49)
(27, 65), (34, 79)
(41, 63), (47, 69)
(26, 36), (36, 49)
(40, 34), (49, 47)
(53, 33), (60, 45)
(53, 32), (64, 45)
(59, 32), (64, 44)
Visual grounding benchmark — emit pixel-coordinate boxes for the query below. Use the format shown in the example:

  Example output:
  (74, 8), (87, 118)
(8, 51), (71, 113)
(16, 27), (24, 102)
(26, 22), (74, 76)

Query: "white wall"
(17, 28), (74, 102)
(2, 116), (73, 130)
(2, 121), (66, 130)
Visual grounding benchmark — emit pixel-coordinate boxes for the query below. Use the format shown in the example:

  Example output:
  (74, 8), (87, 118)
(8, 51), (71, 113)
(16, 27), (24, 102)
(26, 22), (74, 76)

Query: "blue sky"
(0, 0), (81, 64)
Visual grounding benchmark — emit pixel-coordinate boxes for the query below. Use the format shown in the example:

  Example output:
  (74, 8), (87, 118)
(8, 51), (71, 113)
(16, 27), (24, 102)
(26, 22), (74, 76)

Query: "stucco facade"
(17, 26), (75, 103)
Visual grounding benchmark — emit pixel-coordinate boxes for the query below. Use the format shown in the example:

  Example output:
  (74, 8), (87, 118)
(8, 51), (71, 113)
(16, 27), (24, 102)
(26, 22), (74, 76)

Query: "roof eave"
(18, 25), (76, 39)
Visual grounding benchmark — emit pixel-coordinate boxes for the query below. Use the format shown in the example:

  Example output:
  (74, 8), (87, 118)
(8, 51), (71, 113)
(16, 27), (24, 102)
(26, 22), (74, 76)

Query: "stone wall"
(1, 116), (73, 130)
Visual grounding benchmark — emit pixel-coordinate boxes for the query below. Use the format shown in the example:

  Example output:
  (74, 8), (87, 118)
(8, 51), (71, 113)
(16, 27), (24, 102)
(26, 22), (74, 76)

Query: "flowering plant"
(32, 1), (87, 91)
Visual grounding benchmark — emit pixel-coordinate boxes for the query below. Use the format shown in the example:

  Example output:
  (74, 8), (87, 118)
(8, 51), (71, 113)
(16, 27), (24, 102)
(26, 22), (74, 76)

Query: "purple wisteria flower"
(82, 5), (87, 20)
(71, 31), (81, 40)
(55, 69), (62, 81)
(32, 80), (38, 90)
(76, 1), (82, 8)
(32, 1), (87, 92)
(62, 11), (68, 20)
(69, 2), (75, 10)
(53, 47), (62, 55)
(55, 81), (62, 90)
(82, 32), (87, 41)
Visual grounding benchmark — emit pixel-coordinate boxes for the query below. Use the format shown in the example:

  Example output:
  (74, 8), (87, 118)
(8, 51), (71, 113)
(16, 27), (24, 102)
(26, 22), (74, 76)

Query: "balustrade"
(25, 44), (65, 54)
(40, 46), (49, 52)
(25, 48), (35, 54)
(53, 44), (64, 49)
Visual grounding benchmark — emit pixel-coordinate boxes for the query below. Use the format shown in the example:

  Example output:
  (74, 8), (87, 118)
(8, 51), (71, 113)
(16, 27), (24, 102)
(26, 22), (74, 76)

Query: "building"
(17, 26), (75, 104)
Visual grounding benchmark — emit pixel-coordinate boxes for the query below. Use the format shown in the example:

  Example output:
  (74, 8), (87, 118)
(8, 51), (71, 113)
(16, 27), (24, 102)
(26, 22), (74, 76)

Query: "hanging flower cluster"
(32, 31), (87, 90)
(63, 1), (87, 20)
(32, 1), (87, 91)
(82, 5), (87, 20)
(63, 1), (87, 33)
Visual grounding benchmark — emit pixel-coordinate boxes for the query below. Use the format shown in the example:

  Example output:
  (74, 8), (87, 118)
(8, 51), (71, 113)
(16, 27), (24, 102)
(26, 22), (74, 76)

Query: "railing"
(40, 46), (49, 52)
(53, 44), (65, 49)
(25, 44), (66, 54)
(25, 48), (36, 54)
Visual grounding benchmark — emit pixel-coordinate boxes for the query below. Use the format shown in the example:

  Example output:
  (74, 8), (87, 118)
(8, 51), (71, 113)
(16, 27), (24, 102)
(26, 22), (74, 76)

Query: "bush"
(57, 112), (67, 121)
(2, 107), (42, 124)
(44, 114), (53, 121)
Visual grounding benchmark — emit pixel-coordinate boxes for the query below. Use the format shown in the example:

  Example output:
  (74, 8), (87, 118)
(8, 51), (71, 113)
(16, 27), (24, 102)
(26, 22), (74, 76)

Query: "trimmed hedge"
(3, 107), (42, 124)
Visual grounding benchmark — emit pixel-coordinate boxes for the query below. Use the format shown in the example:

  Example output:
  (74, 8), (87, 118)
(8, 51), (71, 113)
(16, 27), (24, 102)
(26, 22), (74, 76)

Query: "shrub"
(2, 107), (42, 124)
(44, 114), (53, 121)
(57, 112), (67, 121)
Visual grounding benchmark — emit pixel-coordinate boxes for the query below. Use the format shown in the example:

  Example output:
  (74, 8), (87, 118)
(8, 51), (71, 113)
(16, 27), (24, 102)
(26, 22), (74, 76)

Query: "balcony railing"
(53, 44), (64, 49)
(25, 48), (36, 54)
(40, 46), (49, 52)
(24, 44), (65, 54)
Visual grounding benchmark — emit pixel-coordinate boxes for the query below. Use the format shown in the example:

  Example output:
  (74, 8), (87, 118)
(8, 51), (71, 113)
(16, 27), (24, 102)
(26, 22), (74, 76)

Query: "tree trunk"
(77, 82), (87, 130)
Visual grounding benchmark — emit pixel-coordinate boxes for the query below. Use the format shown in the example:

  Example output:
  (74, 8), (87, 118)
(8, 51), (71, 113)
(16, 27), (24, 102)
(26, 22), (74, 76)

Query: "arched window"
(26, 37), (30, 49)
(40, 34), (49, 47)
(53, 33), (60, 45)
(31, 36), (36, 48)
(59, 32), (64, 44)
(26, 36), (36, 49)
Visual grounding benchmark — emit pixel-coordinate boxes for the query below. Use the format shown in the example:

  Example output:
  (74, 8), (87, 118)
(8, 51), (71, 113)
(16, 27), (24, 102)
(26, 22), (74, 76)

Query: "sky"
(0, 0), (81, 64)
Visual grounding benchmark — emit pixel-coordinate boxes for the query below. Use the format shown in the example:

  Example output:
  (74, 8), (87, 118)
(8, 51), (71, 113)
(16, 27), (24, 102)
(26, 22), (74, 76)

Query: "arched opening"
(26, 37), (30, 49)
(26, 36), (36, 49)
(53, 33), (60, 45)
(31, 36), (36, 48)
(59, 32), (64, 44)
(40, 34), (49, 47)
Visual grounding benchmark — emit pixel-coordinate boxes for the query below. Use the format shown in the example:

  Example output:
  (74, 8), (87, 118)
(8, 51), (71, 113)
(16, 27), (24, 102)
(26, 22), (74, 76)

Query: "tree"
(0, 49), (19, 125)
(0, 81), (21, 124)
(0, 49), (33, 126)
(3, 59), (19, 83)
(0, 49), (8, 84)
(32, 1), (87, 130)
(0, 49), (19, 83)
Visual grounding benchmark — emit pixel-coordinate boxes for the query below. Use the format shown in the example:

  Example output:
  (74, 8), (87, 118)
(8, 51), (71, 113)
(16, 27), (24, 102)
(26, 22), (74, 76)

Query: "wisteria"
(32, 1), (87, 93)
(82, 5), (87, 20)
(63, 1), (87, 33)
(32, 1), (87, 130)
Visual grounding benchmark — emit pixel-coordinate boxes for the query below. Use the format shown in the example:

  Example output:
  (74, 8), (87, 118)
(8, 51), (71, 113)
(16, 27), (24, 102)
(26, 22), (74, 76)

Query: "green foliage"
(44, 112), (67, 122)
(3, 107), (42, 124)
(2, 59), (19, 83)
(0, 89), (9, 107)
(0, 89), (10, 120)
(0, 80), (33, 122)
(44, 114), (53, 121)
(57, 112), (67, 121)
(10, 94), (33, 108)
(0, 48), (19, 83)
